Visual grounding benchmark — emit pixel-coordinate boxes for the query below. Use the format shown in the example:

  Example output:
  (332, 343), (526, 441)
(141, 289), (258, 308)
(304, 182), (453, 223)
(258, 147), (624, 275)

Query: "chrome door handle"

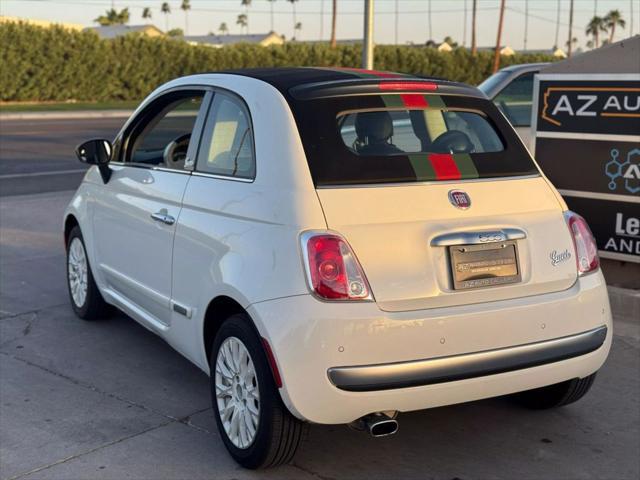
(151, 210), (175, 225)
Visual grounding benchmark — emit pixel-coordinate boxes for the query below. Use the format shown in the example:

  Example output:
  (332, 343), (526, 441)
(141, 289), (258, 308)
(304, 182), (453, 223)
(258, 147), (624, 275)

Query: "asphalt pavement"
(0, 191), (639, 479)
(1, 115), (639, 479)
(0, 117), (125, 196)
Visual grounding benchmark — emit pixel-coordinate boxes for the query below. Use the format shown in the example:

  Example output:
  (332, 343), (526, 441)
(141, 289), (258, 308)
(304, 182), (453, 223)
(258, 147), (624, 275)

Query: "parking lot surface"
(0, 117), (123, 196)
(0, 189), (638, 480)
(1, 115), (639, 479)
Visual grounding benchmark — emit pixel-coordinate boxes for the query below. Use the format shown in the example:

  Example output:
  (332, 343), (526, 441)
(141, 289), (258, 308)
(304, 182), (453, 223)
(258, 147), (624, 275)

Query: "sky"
(1, 0), (638, 51)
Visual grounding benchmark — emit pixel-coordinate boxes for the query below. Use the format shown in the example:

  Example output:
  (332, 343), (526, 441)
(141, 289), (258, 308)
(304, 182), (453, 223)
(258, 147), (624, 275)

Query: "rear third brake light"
(564, 211), (599, 275)
(379, 81), (438, 91)
(302, 232), (373, 301)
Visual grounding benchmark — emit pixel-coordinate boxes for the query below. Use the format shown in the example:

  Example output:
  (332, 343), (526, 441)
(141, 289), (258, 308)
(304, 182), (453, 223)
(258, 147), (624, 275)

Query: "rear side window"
(290, 93), (538, 186)
(196, 92), (255, 179)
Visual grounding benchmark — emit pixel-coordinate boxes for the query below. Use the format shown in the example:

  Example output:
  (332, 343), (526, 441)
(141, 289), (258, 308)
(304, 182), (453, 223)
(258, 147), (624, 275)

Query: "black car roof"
(219, 67), (484, 100)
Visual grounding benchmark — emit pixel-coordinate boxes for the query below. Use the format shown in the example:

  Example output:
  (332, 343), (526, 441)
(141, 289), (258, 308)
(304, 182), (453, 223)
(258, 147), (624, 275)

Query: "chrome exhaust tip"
(350, 413), (399, 437)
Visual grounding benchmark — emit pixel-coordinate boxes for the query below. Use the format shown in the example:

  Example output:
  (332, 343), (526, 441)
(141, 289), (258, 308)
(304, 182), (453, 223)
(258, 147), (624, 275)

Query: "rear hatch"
(290, 79), (577, 312)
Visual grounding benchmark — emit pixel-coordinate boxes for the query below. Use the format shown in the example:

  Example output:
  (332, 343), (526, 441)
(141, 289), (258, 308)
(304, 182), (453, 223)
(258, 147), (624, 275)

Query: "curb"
(608, 286), (640, 323)
(0, 110), (134, 120)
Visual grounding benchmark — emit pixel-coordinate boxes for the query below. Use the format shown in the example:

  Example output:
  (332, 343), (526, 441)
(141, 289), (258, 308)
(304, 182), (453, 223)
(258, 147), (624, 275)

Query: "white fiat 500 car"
(65, 68), (612, 469)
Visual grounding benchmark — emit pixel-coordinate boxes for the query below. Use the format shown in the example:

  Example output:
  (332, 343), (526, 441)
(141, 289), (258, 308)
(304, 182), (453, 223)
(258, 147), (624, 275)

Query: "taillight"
(302, 232), (373, 301)
(564, 211), (599, 275)
(378, 81), (438, 91)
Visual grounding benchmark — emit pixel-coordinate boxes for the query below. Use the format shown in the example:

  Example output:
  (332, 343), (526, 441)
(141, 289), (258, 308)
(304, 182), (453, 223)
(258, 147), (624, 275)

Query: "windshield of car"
(477, 71), (509, 95)
(290, 93), (538, 186)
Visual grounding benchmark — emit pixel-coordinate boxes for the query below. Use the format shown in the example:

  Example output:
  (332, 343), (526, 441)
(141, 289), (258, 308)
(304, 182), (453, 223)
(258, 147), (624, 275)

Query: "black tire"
(210, 313), (305, 469)
(66, 226), (110, 320)
(512, 373), (597, 410)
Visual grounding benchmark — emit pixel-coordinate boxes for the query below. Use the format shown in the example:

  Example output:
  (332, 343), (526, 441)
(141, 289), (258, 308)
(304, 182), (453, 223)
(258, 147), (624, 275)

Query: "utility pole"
(362, 0), (374, 69)
(395, 0), (399, 45)
(567, 0), (574, 57)
(493, 0), (505, 74)
(555, 0), (560, 48)
(320, 0), (324, 40)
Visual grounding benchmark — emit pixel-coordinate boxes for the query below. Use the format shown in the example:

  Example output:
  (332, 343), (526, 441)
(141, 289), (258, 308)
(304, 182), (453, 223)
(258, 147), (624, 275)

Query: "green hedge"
(0, 22), (557, 102)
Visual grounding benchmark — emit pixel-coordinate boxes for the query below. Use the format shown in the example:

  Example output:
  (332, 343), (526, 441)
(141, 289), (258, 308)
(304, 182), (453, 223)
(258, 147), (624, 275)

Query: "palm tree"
(463, 0), (467, 47)
(330, 0), (337, 48)
(241, 0), (252, 34)
(181, 0), (191, 35)
(566, 36), (578, 53)
(604, 10), (625, 42)
(142, 7), (152, 24)
(427, 0), (432, 41)
(471, 0), (477, 55)
(586, 16), (607, 48)
(567, 0), (574, 57)
(161, 2), (171, 32)
(287, 0), (299, 41)
(237, 13), (248, 34)
(523, 0), (529, 50)
(294, 21), (302, 41)
(219, 22), (229, 35)
(493, 0), (505, 73)
(94, 8), (129, 26)
(267, 0), (276, 33)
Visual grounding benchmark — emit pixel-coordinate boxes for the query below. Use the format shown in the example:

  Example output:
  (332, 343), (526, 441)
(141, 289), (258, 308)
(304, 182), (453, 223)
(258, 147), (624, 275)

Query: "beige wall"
(0, 15), (84, 31)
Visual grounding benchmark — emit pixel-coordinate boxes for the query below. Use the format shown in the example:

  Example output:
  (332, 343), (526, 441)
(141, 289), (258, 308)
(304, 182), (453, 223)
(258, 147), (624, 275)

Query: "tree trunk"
(471, 0), (477, 55)
(609, 24), (615, 42)
(493, 0), (505, 73)
(330, 0), (337, 48)
(567, 0), (574, 57)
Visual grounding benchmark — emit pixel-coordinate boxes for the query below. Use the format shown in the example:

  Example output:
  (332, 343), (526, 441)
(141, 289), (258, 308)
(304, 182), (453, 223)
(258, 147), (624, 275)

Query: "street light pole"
(362, 0), (374, 69)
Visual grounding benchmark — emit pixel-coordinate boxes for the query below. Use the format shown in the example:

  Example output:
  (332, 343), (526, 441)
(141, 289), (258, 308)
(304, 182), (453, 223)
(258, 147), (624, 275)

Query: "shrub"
(0, 22), (558, 102)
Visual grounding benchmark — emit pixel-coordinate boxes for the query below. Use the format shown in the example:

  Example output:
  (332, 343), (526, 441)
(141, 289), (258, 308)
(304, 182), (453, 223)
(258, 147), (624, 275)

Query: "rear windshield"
(290, 93), (538, 186)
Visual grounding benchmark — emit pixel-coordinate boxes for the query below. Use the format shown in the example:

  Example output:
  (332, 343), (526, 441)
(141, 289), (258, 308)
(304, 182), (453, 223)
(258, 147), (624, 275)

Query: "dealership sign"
(533, 74), (640, 263)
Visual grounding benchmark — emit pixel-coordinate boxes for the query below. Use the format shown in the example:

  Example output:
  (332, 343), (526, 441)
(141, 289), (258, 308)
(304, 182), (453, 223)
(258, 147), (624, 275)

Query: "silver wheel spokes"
(68, 237), (88, 308)
(215, 336), (260, 449)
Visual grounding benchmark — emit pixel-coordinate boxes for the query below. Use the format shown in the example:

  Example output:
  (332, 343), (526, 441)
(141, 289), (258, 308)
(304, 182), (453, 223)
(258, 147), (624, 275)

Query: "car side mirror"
(76, 139), (112, 183)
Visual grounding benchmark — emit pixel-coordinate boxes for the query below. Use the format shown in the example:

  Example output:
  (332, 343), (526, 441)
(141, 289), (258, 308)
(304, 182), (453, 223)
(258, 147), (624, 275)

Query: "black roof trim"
(214, 67), (484, 100)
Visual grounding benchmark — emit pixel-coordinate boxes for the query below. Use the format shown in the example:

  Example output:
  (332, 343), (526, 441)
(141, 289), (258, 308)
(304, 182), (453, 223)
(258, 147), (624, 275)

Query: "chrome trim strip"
(558, 189), (640, 204)
(191, 171), (254, 183)
(328, 325), (608, 392)
(430, 228), (527, 246)
(536, 131), (640, 143)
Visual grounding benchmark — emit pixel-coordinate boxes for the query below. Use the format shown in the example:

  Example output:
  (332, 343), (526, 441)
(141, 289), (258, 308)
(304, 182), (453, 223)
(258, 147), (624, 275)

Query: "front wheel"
(210, 314), (305, 469)
(66, 226), (110, 320)
(511, 373), (597, 409)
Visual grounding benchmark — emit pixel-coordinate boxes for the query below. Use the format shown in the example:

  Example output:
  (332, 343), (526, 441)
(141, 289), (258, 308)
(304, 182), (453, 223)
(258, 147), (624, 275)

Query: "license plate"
(449, 241), (521, 290)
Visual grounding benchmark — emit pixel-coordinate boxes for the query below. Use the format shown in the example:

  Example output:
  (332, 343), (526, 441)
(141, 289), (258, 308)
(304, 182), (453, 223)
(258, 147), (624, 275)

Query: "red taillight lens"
(565, 211), (599, 275)
(379, 81), (438, 91)
(304, 233), (373, 300)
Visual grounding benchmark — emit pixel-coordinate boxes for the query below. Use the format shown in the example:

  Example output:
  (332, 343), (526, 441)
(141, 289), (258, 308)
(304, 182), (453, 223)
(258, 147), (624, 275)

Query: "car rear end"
(249, 73), (612, 425)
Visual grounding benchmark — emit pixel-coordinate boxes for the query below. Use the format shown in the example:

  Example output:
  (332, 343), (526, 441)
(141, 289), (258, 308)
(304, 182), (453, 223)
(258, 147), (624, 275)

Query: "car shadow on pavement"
(1, 301), (638, 480)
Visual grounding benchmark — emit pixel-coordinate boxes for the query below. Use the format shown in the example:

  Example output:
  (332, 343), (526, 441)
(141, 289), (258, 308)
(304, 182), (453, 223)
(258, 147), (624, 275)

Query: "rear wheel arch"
(203, 295), (255, 365)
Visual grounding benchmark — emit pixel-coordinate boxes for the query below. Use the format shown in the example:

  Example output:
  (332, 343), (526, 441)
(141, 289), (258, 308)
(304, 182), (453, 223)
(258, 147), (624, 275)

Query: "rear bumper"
(328, 325), (607, 392)
(248, 272), (612, 424)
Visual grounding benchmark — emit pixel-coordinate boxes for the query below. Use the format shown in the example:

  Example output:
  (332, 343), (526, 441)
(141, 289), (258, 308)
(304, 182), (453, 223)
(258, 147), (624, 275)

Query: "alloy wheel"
(215, 336), (260, 449)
